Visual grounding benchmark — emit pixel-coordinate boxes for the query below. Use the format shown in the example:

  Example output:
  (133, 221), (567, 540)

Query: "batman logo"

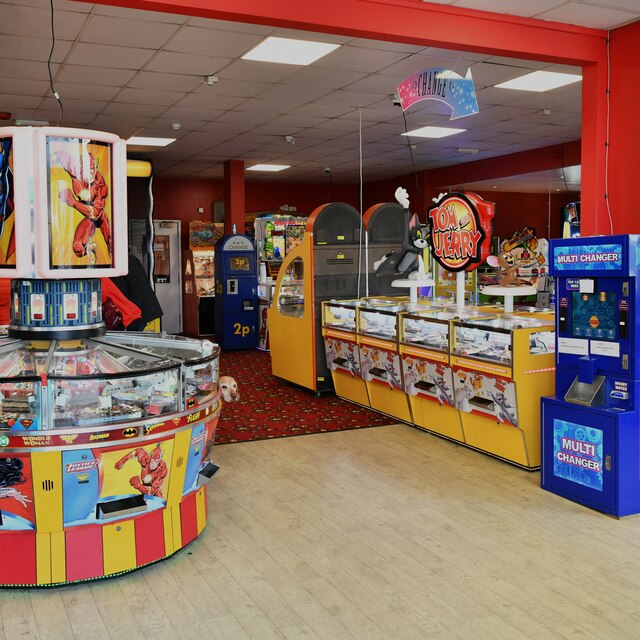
(122, 428), (137, 438)
(187, 398), (196, 409)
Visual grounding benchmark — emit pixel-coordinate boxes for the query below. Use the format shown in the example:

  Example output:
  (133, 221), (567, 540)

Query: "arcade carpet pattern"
(215, 349), (392, 444)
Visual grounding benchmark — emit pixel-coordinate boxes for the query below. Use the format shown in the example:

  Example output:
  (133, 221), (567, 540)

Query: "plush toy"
(374, 187), (429, 279)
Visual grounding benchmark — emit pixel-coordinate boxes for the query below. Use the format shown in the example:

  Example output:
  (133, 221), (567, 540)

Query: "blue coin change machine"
(541, 235), (640, 516)
(214, 234), (258, 349)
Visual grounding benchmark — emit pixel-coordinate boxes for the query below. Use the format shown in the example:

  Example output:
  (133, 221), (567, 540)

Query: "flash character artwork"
(0, 139), (15, 264)
(115, 444), (168, 498)
(53, 149), (112, 264)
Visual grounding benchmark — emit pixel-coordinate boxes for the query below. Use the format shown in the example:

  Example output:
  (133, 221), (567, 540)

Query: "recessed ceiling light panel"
(495, 70), (582, 92)
(247, 164), (291, 172)
(242, 36), (340, 65)
(402, 126), (466, 139)
(127, 136), (176, 147)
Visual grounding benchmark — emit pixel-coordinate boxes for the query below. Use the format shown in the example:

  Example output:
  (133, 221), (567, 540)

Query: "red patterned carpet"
(215, 349), (392, 444)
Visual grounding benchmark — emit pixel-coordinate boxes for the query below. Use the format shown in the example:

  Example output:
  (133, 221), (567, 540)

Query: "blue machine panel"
(542, 234), (640, 516)
(213, 234), (258, 350)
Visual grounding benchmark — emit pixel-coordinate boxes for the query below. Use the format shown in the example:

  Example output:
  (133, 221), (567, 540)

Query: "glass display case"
(357, 303), (406, 340)
(0, 334), (219, 430)
(276, 257), (304, 318)
(401, 309), (455, 352)
(451, 315), (553, 366)
(322, 299), (361, 332)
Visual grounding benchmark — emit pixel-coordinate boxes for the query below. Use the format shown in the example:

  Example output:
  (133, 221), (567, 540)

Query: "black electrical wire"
(401, 109), (424, 198)
(48, 0), (64, 126)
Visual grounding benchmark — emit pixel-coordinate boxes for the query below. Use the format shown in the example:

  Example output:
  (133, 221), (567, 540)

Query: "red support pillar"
(224, 159), (245, 236)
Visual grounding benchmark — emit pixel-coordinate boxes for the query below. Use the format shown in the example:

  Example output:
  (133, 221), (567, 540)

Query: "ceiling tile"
(218, 60), (299, 83)
(80, 15), (181, 49)
(0, 77), (49, 97)
(536, 2), (639, 28)
(283, 67), (367, 89)
(127, 71), (202, 93)
(55, 82), (122, 102)
(176, 91), (247, 111)
(67, 43), (155, 70)
(270, 28), (351, 45)
(347, 74), (404, 95)
(289, 103), (354, 119)
(314, 90), (383, 108)
(56, 65), (137, 87)
(347, 38), (426, 54)
(163, 106), (226, 123)
(144, 51), (232, 76)
(234, 97), (300, 116)
(94, 5), (190, 23)
(314, 45), (409, 73)
(0, 35), (72, 63)
(0, 59), (59, 81)
(115, 88), (185, 107)
(0, 94), (44, 110)
(204, 78), (272, 99)
(450, 0), (563, 17)
(165, 26), (263, 58)
(0, 4), (88, 40)
(267, 114), (329, 130)
(102, 102), (169, 118)
(186, 17), (273, 34)
(257, 83), (332, 104)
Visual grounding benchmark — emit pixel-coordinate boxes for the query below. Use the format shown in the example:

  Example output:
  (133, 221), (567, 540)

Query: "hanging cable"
(48, 0), (64, 126)
(401, 109), (424, 198)
(357, 107), (365, 298)
(604, 31), (613, 235)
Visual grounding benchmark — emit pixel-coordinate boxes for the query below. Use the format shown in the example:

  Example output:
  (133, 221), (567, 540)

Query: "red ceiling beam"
(79, 0), (605, 65)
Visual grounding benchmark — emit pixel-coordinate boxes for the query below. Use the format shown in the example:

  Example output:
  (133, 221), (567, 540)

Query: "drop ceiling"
(0, 0), (637, 191)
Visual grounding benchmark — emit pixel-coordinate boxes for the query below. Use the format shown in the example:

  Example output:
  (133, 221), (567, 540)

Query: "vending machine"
(214, 234), (258, 350)
(541, 235), (640, 516)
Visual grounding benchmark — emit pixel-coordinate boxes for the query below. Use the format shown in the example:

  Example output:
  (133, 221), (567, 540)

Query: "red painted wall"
(128, 177), (359, 247)
(608, 20), (640, 235)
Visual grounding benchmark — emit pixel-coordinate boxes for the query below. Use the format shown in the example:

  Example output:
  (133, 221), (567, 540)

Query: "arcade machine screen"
(571, 291), (617, 340)
(228, 256), (251, 272)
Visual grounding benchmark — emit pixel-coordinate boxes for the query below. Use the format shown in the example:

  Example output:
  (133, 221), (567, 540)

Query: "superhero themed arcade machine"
(0, 127), (222, 587)
(542, 235), (640, 516)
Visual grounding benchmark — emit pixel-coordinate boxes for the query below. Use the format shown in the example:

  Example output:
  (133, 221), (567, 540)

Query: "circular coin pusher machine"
(213, 233), (259, 349)
(0, 127), (221, 587)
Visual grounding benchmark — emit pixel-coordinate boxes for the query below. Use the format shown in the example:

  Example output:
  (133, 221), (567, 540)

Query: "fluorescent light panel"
(495, 70), (582, 92)
(127, 136), (175, 147)
(242, 36), (340, 65)
(402, 126), (466, 139)
(247, 164), (290, 172)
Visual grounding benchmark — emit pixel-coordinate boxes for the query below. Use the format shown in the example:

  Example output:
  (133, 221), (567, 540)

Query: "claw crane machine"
(269, 203), (363, 393)
(320, 202), (406, 406)
(0, 127), (223, 587)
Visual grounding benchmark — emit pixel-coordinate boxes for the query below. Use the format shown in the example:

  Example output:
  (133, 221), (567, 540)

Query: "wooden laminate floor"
(4, 424), (640, 640)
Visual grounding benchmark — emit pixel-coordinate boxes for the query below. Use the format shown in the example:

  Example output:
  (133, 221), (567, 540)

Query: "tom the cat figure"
(374, 187), (430, 279)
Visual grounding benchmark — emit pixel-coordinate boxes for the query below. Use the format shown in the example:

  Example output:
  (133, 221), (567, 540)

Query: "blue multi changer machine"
(541, 234), (640, 516)
(214, 234), (258, 349)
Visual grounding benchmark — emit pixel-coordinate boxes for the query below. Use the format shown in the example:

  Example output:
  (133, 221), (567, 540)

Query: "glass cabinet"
(0, 334), (219, 431)
(276, 257), (304, 317)
(451, 315), (553, 366)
